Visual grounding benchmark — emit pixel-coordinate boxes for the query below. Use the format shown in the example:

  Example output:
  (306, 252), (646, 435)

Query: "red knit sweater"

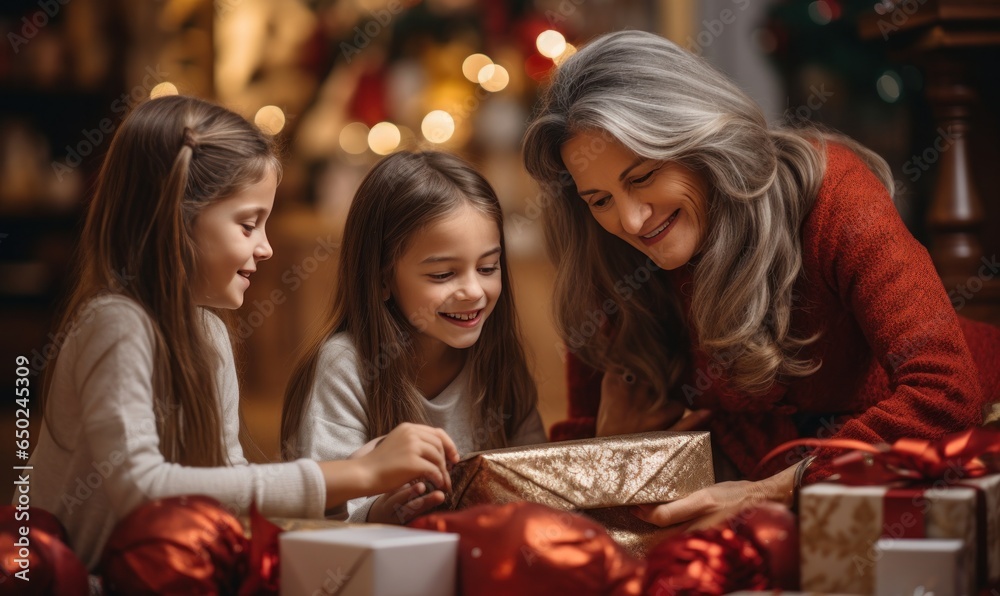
(550, 142), (1000, 484)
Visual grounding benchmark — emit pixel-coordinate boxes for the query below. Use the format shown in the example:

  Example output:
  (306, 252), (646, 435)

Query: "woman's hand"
(596, 368), (711, 436)
(319, 423), (460, 509)
(631, 462), (799, 532)
(366, 481), (446, 525)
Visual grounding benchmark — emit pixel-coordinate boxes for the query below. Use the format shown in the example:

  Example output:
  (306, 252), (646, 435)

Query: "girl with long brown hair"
(281, 150), (546, 525)
(25, 95), (458, 569)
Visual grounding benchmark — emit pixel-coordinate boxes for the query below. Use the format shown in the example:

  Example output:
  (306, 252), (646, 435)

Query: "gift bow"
(759, 428), (1000, 485)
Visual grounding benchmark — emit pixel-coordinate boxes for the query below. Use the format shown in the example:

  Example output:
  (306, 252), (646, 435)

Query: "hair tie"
(182, 128), (198, 151)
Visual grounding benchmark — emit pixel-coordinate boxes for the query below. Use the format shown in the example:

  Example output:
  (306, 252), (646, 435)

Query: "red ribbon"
(239, 502), (283, 595)
(758, 428), (1000, 485)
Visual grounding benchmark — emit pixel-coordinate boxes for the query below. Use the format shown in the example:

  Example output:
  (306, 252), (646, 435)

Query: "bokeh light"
(339, 122), (370, 154)
(368, 121), (401, 155)
(421, 110), (455, 144)
(552, 43), (577, 67)
(150, 82), (179, 98)
(477, 64), (509, 92)
(254, 105), (286, 135)
(462, 53), (493, 83)
(876, 71), (902, 103)
(536, 30), (567, 59)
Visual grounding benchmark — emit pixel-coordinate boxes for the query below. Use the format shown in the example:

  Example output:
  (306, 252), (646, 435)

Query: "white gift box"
(875, 539), (966, 596)
(279, 526), (459, 596)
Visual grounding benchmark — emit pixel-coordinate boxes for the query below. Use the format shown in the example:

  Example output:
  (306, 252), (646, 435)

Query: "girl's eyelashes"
(426, 265), (501, 281)
(241, 223), (256, 234)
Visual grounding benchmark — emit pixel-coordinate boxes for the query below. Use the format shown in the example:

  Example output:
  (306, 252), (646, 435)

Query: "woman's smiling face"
(560, 130), (710, 270)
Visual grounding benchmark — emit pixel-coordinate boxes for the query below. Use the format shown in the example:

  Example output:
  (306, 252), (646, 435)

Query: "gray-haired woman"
(522, 30), (999, 529)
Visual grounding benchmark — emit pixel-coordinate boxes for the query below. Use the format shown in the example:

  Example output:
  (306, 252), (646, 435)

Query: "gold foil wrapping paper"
(799, 479), (1000, 595)
(442, 431), (715, 556)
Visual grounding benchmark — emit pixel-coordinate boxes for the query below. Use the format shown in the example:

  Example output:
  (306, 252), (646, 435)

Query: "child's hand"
(319, 423), (459, 509)
(366, 481), (446, 525)
(362, 423), (459, 494)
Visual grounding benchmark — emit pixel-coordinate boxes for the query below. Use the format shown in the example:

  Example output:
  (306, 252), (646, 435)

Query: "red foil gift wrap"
(643, 503), (799, 596)
(100, 495), (249, 595)
(0, 506), (89, 595)
(644, 527), (767, 596)
(409, 501), (645, 596)
(237, 503), (284, 596)
(442, 431), (715, 557)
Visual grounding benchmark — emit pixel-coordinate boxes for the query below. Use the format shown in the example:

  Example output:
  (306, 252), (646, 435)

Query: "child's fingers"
(382, 482), (426, 508)
(431, 428), (460, 464)
(408, 426), (455, 492)
(393, 490), (446, 524)
(411, 451), (448, 492)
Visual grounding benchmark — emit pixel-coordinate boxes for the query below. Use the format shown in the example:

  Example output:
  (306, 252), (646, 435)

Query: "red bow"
(759, 428), (1000, 485)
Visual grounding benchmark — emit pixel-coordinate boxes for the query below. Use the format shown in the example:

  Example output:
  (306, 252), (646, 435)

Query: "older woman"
(522, 30), (1000, 529)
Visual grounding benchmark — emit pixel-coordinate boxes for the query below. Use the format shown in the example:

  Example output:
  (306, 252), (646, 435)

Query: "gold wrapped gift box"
(442, 431), (716, 556)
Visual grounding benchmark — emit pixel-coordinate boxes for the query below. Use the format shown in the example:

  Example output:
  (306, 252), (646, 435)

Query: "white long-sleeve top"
(294, 332), (547, 523)
(23, 294), (325, 569)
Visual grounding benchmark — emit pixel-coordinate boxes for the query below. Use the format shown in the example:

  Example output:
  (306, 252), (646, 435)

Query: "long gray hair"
(523, 30), (893, 400)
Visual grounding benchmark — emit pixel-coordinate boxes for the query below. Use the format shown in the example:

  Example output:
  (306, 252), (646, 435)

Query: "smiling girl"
(281, 150), (546, 525)
(24, 96), (458, 569)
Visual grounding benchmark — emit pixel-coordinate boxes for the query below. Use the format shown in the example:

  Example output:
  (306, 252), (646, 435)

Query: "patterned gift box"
(800, 474), (1000, 595)
(442, 431), (715, 556)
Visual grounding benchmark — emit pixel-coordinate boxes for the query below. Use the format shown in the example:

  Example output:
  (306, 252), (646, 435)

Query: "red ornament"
(410, 501), (645, 596)
(0, 506), (89, 595)
(100, 495), (249, 595)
